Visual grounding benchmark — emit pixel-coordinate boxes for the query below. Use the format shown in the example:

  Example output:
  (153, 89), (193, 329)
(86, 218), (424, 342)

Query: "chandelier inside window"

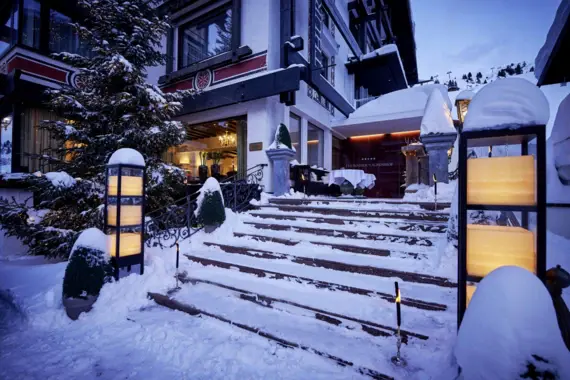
(218, 131), (236, 147)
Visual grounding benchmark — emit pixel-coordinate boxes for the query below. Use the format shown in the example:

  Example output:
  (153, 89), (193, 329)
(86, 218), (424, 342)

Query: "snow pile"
(549, 94), (570, 183)
(455, 89), (475, 101)
(455, 266), (570, 379)
(414, 84), (453, 110)
(108, 148), (145, 166)
(195, 177), (224, 215)
(463, 77), (550, 131)
(70, 227), (109, 258)
(45, 171), (76, 188)
(420, 89), (456, 136)
(403, 181), (456, 203)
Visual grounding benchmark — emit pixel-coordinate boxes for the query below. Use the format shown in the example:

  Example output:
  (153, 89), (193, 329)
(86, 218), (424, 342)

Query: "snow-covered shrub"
(455, 266), (570, 379)
(195, 178), (226, 232)
(269, 123), (294, 150)
(62, 228), (113, 300)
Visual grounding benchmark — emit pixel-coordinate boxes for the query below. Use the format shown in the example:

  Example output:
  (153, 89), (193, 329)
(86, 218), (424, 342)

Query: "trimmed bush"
(274, 123), (293, 150)
(62, 228), (113, 300)
(195, 177), (226, 232)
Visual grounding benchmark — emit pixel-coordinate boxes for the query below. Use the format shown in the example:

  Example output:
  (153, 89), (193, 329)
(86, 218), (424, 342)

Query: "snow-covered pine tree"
(0, 0), (193, 258)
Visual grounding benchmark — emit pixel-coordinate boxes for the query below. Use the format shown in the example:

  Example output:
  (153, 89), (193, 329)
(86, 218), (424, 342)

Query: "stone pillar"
(401, 144), (426, 187)
(421, 133), (457, 185)
(266, 148), (296, 196)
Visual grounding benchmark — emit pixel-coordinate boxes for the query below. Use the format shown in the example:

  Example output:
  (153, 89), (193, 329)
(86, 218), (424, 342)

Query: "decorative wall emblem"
(71, 71), (88, 89)
(194, 69), (212, 91)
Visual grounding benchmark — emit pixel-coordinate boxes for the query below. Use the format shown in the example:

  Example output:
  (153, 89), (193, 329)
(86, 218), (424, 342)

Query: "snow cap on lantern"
(463, 77), (549, 131)
(455, 266), (570, 379)
(456, 89), (475, 101)
(108, 148), (145, 166)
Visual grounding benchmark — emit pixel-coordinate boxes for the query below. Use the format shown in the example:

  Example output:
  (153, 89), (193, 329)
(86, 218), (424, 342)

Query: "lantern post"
(105, 148), (146, 280)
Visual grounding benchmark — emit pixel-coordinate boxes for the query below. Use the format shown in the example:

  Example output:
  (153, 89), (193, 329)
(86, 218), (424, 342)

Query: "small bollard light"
(391, 281), (407, 367)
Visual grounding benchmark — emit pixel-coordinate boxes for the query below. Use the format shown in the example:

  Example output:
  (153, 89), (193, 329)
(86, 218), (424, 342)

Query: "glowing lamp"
(104, 148), (146, 279)
(467, 224), (536, 277)
(467, 156), (535, 206)
(455, 90), (474, 125)
(466, 284), (476, 306)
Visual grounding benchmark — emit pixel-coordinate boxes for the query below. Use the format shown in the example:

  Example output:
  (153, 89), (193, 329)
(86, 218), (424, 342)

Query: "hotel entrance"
(165, 116), (247, 183)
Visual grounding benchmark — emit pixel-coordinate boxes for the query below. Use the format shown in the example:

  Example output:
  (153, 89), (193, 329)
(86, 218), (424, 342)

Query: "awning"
(346, 44), (408, 96)
(332, 84), (451, 137)
(535, 0), (570, 86)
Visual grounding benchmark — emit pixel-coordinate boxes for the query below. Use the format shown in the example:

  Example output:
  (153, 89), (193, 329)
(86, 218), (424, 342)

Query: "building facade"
(1, 0), (418, 196)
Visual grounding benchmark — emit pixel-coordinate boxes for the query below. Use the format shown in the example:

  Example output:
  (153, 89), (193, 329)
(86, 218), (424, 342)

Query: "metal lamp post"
(105, 148), (146, 280)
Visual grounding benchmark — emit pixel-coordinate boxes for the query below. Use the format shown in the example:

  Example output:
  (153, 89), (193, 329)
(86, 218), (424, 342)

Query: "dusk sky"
(411, 0), (562, 80)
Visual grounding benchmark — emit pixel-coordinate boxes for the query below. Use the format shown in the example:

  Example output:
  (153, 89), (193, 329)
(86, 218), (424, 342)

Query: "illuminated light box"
(108, 176), (144, 196)
(109, 233), (142, 257)
(467, 224), (536, 277)
(466, 284), (477, 306)
(107, 205), (142, 226)
(467, 155), (536, 206)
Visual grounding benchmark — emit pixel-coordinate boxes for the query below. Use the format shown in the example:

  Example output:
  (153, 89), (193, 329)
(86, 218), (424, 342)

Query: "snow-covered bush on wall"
(195, 178), (226, 233)
(268, 123), (295, 151)
(0, 0), (192, 258)
(455, 266), (570, 379)
(62, 228), (113, 319)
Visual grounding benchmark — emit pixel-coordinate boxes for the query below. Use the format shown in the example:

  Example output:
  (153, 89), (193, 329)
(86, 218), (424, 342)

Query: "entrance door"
(340, 131), (420, 198)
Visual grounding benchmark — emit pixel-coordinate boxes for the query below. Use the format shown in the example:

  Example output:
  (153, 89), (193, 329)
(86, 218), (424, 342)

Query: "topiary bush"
(62, 228), (113, 300)
(273, 123), (293, 150)
(195, 177), (226, 233)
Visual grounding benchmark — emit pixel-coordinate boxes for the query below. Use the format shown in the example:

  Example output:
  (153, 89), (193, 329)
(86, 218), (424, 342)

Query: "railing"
(145, 164), (267, 249)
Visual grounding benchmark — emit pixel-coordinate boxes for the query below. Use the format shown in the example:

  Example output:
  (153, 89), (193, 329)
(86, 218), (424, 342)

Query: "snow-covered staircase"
(151, 197), (457, 379)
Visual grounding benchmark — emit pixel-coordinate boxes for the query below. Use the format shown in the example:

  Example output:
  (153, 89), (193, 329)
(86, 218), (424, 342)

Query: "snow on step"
(242, 213), (445, 238)
(252, 205), (450, 222)
(235, 222), (441, 256)
(184, 246), (455, 306)
(180, 265), (454, 336)
(203, 235), (436, 275)
(172, 281), (452, 379)
(268, 197), (451, 211)
(247, 211), (448, 234)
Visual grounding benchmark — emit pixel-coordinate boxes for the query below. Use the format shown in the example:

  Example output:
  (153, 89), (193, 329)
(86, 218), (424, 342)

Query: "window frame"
(307, 122), (324, 168)
(177, 3), (234, 71)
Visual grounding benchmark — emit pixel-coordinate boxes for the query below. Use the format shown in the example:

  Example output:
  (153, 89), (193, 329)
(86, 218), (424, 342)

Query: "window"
(1, 114), (13, 174)
(321, 54), (329, 80)
(19, 108), (62, 173)
(308, 123), (324, 168)
(178, 7), (233, 69)
(1, 0), (18, 57)
(289, 114), (301, 163)
(49, 10), (91, 56)
(21, 0), (41, 49)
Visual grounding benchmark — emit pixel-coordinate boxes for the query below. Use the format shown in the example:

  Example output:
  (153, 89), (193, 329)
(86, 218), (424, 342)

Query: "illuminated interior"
(164, 117), (245, 181)
(107, 205), (142, 226)
(349, 130), (420, 140)
(467, 155), (536, 205)
(108, 176), (143, 197)
(467, 224), (536, 277)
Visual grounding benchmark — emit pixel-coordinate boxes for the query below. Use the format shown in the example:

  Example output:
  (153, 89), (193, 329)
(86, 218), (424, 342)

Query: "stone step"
(178, 274), (430, 344)
(247, 212), (448, 234)
(149, 291), (394, 380)
(251, 204), (450, 222)
(231, 232), (427, 259)
(268, 197), (451, 211)
(242, 221), (437, 247)
(203, 241), (455, 288)
(184, 253), (449, 312)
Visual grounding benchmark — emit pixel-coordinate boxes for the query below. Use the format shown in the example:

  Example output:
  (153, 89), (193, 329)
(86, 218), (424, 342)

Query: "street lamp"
(455, 90), (475, 125)
(105, 148), (146, 280)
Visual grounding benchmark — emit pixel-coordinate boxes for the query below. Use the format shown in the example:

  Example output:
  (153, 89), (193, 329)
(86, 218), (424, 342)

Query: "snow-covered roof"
(535, 0), (570, 84)
(108, 148), (145, 166)
(463, 77), (550, 131)
(455, 266), (570, 379)
(420, 89), (456, 136)
(455, 89), (475, 101)
(360, 44), (398, 60)
(332, 84), (452, 136)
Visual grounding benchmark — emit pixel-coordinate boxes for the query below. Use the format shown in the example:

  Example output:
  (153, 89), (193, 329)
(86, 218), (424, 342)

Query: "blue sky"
(411, 0), (562, 80)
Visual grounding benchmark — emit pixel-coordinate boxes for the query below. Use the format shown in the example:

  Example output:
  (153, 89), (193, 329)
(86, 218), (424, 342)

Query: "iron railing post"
(233, 180), (237, 212)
